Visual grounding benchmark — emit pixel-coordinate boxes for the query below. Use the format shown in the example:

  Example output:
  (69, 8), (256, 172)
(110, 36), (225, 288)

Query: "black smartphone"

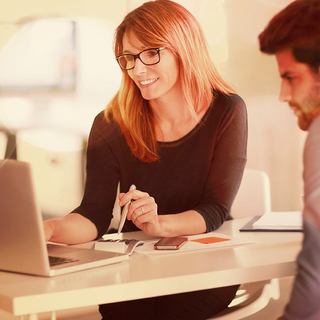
(154, 237), (188, 250)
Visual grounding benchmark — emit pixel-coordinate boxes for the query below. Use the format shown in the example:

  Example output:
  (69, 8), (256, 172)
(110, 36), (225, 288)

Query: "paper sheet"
(134, 232), (257, 255)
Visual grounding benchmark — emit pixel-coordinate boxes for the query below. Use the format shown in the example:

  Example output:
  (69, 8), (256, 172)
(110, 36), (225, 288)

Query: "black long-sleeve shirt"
(73, 92), (247, 238)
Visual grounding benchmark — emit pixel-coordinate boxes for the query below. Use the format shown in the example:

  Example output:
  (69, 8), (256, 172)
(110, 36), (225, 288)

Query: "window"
(0, 19), (76, 92)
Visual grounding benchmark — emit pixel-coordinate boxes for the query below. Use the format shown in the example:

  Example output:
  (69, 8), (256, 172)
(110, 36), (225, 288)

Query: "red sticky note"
(191, 237), (230, 244)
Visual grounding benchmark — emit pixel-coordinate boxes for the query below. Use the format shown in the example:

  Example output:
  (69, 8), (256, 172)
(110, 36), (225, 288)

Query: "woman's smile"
(139, 78), (159, 87)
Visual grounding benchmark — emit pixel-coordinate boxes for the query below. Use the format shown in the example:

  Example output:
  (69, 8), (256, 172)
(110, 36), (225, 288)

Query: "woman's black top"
(72, 92), (247, 238)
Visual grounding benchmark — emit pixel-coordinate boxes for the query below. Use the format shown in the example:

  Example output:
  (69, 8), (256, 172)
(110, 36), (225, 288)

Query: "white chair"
(231, 168), (272, 218)
(16, 128), (85, 218)
(0, 131), (8, 159)
(208, 168), (280, 320)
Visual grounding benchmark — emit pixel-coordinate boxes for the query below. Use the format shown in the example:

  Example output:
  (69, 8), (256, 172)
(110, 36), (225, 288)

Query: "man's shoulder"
(309, 114), (320, 133)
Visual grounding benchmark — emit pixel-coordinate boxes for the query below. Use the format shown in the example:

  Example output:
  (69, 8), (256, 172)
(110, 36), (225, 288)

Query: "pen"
(117, 184), (136, 235)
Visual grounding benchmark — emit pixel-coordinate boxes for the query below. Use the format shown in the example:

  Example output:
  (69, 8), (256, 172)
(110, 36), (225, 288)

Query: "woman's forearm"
(157, 210), (207, 237)
(44, 213), (98, 244)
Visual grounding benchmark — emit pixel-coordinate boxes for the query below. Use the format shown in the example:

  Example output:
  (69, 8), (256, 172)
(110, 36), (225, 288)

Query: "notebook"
(240, 214), (303, 232)
(0, 159), (128, 277)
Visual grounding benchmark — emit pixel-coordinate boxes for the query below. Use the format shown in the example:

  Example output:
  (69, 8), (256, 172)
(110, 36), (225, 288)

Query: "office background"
(0, 0), (302, 215)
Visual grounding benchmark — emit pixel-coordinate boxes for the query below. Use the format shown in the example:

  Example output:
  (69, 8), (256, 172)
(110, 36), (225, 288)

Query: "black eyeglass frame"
(116, 47), (167, 70)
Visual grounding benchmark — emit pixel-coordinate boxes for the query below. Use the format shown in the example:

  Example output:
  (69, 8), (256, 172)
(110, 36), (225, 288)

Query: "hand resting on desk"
(119, 186), (207, 237)
(43, 213), (98, 244)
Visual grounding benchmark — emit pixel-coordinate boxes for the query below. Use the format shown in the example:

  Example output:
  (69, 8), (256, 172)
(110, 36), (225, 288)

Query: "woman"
(44, 0), (247, 319)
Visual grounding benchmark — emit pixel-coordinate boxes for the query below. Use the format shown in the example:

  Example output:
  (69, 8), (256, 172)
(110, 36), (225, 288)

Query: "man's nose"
(279, 81), (292, 102)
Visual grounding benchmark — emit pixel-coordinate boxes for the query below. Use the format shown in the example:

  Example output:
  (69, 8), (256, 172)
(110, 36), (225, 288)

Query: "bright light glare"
(0, 19), (75, 88)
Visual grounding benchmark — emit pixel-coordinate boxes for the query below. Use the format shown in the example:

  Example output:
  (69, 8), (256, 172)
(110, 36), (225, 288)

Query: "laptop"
(0, 159), (128, 277)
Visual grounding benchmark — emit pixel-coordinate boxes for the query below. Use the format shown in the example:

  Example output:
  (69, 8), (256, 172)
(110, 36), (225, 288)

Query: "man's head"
(259, 0), (320, 130)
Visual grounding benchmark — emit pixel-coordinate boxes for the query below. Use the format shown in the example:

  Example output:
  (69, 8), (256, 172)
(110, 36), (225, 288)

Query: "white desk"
(0, 218), (303, 319)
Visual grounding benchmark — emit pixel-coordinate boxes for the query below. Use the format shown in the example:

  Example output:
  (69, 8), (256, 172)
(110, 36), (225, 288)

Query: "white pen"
(117, 184), (136, 235)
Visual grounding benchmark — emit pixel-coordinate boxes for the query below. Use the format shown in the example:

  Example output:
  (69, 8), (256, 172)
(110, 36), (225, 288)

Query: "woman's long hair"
(106, 0), (234, 162)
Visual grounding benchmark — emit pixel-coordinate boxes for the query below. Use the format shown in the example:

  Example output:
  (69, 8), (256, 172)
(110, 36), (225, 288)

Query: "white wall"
(0, 0), (304, 212)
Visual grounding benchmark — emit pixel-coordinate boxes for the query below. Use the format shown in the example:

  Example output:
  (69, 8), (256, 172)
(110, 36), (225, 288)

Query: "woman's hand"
(119, 188), (207, 237)
(43, 220), (54, 242)
(42, 214), (98, 244)
(119, 188), (161, 236)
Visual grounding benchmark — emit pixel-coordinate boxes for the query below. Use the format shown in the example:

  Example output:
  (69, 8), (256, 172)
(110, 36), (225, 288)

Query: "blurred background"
(0, 0), (303, 218)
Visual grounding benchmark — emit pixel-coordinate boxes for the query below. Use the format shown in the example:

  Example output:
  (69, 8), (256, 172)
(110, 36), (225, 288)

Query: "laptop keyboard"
(49, 256), (79, 267)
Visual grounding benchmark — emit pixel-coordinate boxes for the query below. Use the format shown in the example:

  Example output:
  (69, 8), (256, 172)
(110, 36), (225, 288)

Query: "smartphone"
(154, 237), (188, 250)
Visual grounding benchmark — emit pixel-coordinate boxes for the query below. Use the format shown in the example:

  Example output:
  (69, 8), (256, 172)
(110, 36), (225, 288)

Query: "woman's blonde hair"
(106, 0), (234, 162)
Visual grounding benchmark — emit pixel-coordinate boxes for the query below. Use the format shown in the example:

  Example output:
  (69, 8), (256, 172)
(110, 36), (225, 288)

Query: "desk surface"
(0, 218), (302, 317)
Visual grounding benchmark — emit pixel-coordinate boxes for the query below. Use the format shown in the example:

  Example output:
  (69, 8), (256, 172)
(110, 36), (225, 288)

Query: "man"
(259, 0), (320, 319)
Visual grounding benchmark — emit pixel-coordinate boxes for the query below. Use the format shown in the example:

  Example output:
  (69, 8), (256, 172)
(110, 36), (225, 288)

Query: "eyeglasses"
(116, 47), (167, 70)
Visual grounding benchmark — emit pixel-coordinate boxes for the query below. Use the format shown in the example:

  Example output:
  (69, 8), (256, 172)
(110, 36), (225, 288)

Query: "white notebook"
(252, 211), (303, 230)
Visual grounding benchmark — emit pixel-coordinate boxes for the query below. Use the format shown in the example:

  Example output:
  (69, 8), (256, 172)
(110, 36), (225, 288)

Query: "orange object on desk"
(191, 237), (231, 244)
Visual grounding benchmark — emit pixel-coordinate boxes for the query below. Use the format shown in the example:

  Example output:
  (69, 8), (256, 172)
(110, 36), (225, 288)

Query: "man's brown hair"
(259, 0), (320, 72)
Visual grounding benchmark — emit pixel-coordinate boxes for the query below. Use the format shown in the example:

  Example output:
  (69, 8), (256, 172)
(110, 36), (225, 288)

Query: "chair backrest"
(0, 131), (8, 159)
(231, 168), (271, 219)
(16, 128), (85, 218)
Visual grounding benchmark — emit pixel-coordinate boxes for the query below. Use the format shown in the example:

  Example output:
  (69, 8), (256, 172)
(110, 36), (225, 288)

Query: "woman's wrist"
(156, 215), (171, 237)
(43, 220), (54, 242)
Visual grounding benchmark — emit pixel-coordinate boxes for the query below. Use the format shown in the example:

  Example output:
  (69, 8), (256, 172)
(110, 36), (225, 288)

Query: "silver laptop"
(0, 159), (128, 277)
